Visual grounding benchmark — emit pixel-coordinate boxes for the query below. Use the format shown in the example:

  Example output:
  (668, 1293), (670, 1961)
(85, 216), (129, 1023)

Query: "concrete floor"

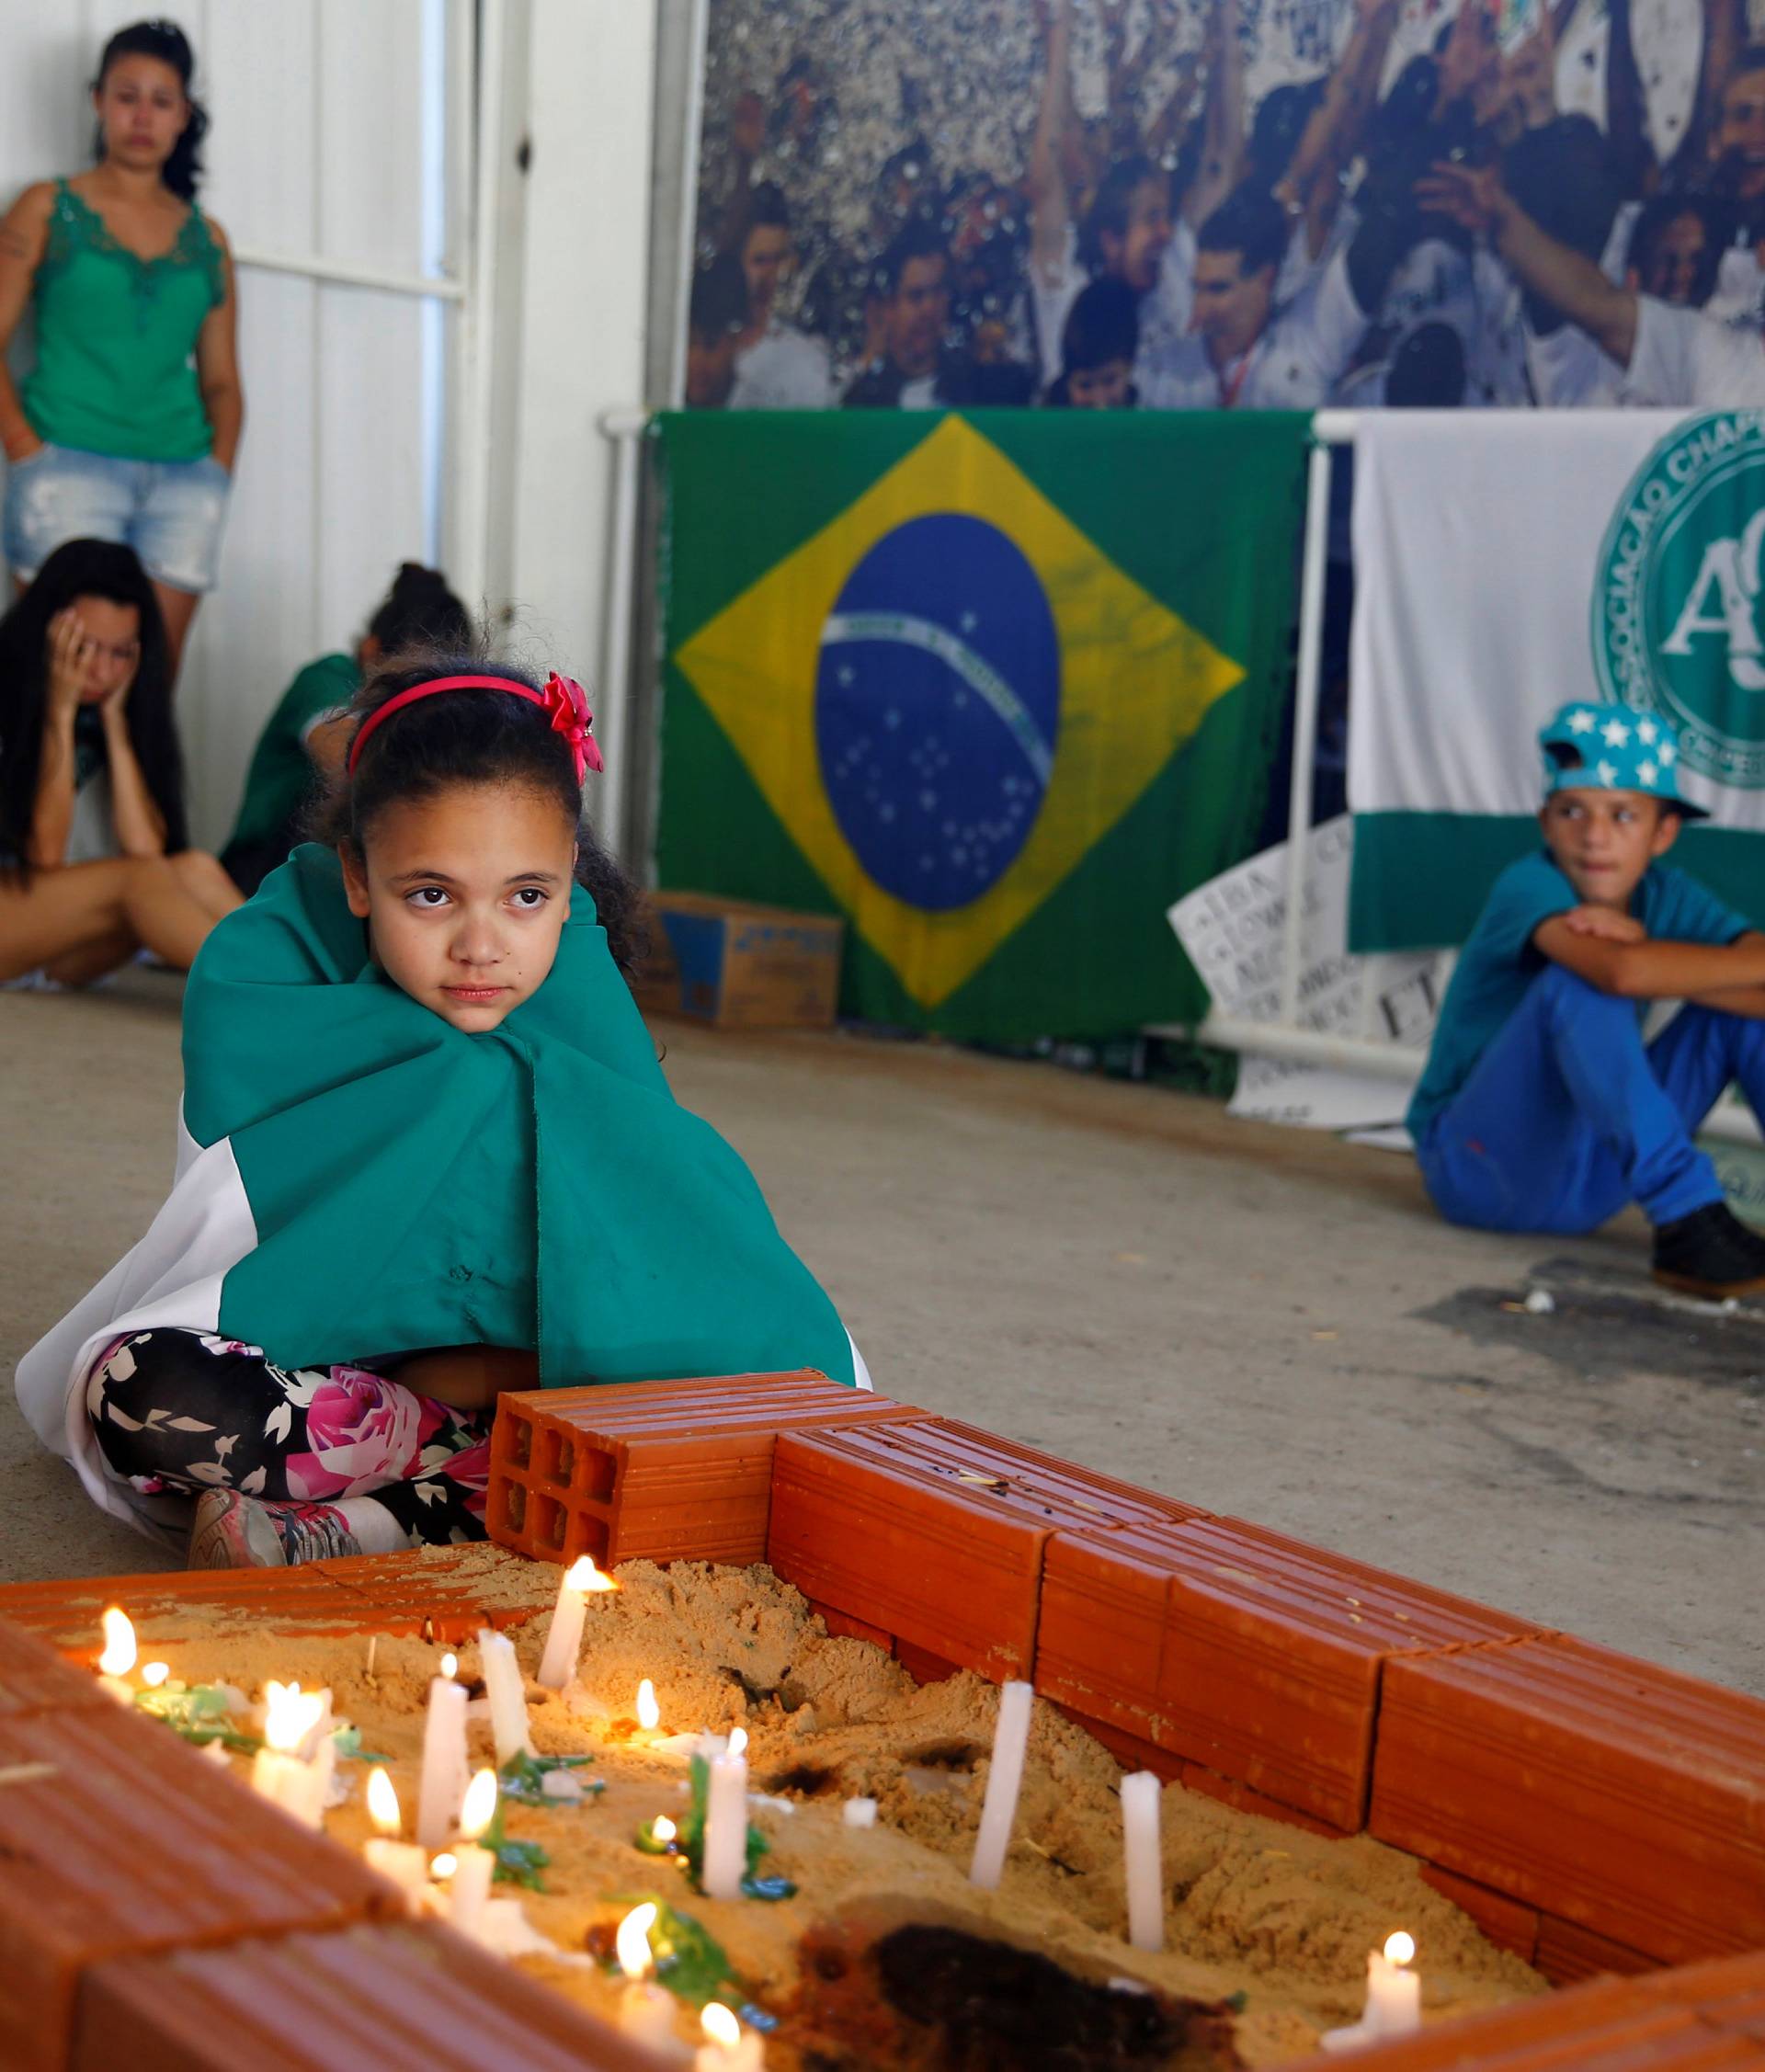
(5, 970), (1763, 1695)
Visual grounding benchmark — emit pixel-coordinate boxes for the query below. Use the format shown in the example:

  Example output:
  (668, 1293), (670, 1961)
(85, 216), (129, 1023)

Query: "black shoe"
(1651, 1201), (1765, 1299)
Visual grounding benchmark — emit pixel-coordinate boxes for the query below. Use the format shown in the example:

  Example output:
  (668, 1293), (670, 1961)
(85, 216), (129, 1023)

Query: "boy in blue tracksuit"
(1410, 700), (1765, 1297)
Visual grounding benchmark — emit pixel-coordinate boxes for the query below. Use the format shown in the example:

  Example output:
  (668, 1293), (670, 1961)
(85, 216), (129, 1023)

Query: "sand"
(114, 1544), (1545, 2066)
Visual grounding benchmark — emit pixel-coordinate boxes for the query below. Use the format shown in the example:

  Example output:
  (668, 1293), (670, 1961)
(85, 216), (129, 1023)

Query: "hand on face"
(45, 598), (142, 717)
(45, 609), (95, 715)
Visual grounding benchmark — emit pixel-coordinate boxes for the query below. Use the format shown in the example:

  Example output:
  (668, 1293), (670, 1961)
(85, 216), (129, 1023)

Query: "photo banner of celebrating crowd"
(654, 410), (1309, 1041)
(1348, 406), (1765, 953)
(682, 0), (1721, 419)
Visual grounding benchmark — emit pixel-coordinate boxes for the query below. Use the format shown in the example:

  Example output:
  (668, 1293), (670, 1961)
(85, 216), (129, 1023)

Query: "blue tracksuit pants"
(1418, 963), (1765, 1235)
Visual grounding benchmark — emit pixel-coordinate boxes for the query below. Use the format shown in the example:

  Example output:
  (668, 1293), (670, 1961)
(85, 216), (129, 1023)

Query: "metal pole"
(454, 0), (507, 618)
(1279, 433), (1335, 1024)
(670, 0), (712, 409)
(597, 408), (649, 865)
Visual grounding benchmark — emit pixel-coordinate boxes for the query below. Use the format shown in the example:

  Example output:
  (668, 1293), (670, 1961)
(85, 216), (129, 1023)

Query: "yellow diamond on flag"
(673, 416), (1244, 1010)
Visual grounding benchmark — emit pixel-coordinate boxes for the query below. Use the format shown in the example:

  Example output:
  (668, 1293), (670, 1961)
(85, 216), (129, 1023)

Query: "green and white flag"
(1349, 409), (1765, 952)
(17, 847), (858, 1542)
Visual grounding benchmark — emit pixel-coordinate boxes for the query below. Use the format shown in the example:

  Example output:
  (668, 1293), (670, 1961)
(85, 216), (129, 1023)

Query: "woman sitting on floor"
(0, 537), (239, 987)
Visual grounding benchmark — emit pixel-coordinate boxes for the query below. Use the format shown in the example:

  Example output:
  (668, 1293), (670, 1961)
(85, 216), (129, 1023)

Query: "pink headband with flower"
(346, 671), (605, 785)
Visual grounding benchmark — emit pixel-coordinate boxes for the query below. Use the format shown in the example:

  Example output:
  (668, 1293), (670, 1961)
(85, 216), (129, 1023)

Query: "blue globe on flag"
(814, 513), (1061, 912)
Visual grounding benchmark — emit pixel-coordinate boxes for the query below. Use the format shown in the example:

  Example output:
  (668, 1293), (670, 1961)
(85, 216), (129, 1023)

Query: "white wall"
(499, 0), (657, 830)
(0, 0), (451, 845)
(1, 0), (670, 851)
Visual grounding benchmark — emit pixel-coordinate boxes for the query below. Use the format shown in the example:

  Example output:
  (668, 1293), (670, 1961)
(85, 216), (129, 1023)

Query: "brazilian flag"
(655, 411), (1309, 1042)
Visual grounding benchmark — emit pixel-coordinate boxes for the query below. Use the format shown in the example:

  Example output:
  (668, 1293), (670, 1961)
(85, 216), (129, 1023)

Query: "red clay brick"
(767, 1429), (1051, 1679)
(486, 1371), (923, 1567)
(1179, 1762), (1352, 1839)
(849, 1417), (1208, 1533)
(806, 1598), (893, 1651)
(74, 1919), (674, 2071)
(893, 1640), (964, 1686)
(1279, 1976), (1757, 2072)
(319, 1549), (541, 1643)
(1418, 1864), (1541, 1966)
(1036, 1517), (1538, 1831)
(767, 1422), (1204, 1685)
(1537, 1914), (1658, 1985)
(1370, 1635), (1765, 1965)
(1053, 1704), (1186, 1784)
(1036, 1530), (1188, 1746)
(0, 1617), (120, 1718)
(1634, 1953), (1765, 2032)
(0, 1563), (368, 1652)
(0, 1704), (395, 2072)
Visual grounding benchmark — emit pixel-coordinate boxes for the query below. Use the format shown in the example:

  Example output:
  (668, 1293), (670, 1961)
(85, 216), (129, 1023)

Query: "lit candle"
(477, 1628), (535, 1765)
(637, 1679), (661, 1731)
(969, 1679), (1034, 1890)
(700, 1725), (749, 1900)
(250, 1680), (329, 1827)
(696, 2000), (766, 2070)
(140, 1661), (170, 1690)
(536, 1555), (616, 1690)
(1321, 1932), (1423, 2053)
(361, 1766), (428, 1907)
(615, 1902), (679, 2048)
(416, 1660), (470, 1849)
(96, 1607), (137, 1703)
(447, 1767), (499, 1940)
(1120, 1770), (1164, 1952)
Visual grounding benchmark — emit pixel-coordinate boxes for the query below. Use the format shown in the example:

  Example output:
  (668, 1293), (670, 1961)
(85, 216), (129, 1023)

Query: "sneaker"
(188, 1488), (363, 1569)
(1651, 1201), (1765, 1299)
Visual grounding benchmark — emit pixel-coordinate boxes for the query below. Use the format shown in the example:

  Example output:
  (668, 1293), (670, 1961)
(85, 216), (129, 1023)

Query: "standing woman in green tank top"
(0, 20), (243, 681)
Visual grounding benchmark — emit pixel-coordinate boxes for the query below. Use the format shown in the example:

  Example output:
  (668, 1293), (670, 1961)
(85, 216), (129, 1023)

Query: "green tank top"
(22, 180), (225, 463)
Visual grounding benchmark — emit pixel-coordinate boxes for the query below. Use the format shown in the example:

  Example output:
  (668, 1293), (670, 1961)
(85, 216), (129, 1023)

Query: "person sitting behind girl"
(1042, 277), (1140, 408)
(0, 537), (240, 987)
(222, 564), (472, 895)
(17, 653), (869, 1569)
(0, 19), (242, 677)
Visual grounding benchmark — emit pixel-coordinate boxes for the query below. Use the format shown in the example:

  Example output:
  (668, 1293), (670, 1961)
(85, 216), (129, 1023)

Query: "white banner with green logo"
(1349, 409), (1765, 951)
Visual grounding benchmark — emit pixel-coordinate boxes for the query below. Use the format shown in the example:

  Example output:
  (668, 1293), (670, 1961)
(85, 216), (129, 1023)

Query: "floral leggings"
(86, 1329), (492, 1549)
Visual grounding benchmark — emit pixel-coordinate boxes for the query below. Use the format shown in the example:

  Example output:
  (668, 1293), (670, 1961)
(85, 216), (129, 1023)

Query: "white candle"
(842, 1797), (878, 1829)
(96, 1606), (137, 1705)
(700, 1729), (750, 1900)
(478, 1628), (535, 1765)
(1365, 1934), (1421, 2035)
(968, 1679), (1034, 1890)
(448, 1844), (495, 1937)
(1120, 1770), (1164, 1952)
(616, 1903), (679, 2048)
(1321, 1932), (1422, 2053)
(447, 1767), (500, 1940)
(416, 1668), (470, 1849)
(696, 2000), (766, 2070)
(536, 1555), (615, 1690)
(249, 1681), (329, 1828)
(363, 1836), (429, 1904)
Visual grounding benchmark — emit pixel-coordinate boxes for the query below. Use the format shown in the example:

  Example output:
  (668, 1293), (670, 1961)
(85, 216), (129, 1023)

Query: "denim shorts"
(3, 440), (231, 594)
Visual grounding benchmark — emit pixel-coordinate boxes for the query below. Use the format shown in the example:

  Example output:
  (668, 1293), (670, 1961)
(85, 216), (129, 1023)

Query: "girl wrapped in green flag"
(16, 655), (864, 1567)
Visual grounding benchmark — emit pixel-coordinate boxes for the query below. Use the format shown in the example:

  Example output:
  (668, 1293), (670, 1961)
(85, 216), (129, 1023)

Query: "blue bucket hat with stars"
(1537, 701), (1707, 819)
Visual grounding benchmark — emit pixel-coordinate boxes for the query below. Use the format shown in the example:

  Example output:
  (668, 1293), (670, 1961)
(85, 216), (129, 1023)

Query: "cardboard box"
(632, 892), (843, 1030)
